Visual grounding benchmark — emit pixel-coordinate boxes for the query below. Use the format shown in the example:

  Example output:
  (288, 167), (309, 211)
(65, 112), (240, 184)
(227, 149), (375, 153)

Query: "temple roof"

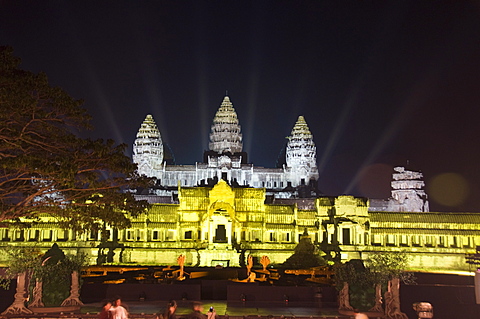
(286, 115), (317, 168)
(133, 114), (164, 175)
(291, 116), (312, 136)
(369, 211), (480, 224)
(209, 95), (243, 154)
(371, 228), (480, 235)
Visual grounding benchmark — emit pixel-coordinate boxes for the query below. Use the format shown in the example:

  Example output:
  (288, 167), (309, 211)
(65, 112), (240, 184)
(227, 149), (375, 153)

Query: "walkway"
(81, 301), (350, 318)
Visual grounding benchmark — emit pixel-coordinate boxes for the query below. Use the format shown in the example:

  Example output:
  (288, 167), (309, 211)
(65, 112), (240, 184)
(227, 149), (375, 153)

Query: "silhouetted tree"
(0, 46), (151, 232)
(283, 229), (327, 269)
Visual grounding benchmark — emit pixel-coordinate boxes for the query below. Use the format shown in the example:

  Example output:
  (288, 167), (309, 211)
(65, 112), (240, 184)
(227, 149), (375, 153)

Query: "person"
(99, 300), (112, 319)
(187, 301), (207, 319)
(161, 300), (177, 319)
(110, 296), (128, 319)
(353, 311), (369, 319)
(206, 306), (216, 319)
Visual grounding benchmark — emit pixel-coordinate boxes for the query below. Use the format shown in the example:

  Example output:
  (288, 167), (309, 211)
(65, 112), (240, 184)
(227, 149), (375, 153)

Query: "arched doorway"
(206, 201), (237, 247)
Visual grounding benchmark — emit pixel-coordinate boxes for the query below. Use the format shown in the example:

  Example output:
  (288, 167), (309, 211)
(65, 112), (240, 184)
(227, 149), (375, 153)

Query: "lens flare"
(428, 173), (470, 207)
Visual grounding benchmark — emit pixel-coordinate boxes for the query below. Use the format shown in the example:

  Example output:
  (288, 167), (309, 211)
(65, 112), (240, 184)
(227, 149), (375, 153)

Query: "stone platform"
(2, 300), (351, 319)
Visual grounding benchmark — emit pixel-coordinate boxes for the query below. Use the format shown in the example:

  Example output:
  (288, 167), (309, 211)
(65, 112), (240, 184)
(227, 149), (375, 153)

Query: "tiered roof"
(286, 116), (317, 168)
(209, 96), (243, 154)
(132, 114), (164, 175)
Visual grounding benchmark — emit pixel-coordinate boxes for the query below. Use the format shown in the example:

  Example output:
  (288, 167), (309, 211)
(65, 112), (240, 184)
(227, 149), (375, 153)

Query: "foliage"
(365, 251), (415, 285)
(0, 244), (88, 306)
(0, 246), (43, 289)
(335, 259), (372, 290)
(0, 46), (152, 232)
(334, 259), (376, 311)
(282, 230), (327, 269)
(32, 244), (88, 306)
(334, 252), (414, 312)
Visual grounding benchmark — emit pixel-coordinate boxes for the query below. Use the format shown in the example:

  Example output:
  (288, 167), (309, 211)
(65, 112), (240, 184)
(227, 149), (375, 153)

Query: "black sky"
(2, 1), (480, 212)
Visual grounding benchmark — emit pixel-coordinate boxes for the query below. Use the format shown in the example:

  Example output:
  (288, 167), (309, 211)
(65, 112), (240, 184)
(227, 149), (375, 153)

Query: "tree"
(334, 259), (377, 312)
(282, 229), (327, 269)
(0, 244), (88, 307)
(365, 251), (415, 287)
(0, 46), (151, 232)
(335, 252), (414, 313)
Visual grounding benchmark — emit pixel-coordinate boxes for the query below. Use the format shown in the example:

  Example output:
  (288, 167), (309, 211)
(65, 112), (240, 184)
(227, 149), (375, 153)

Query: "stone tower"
(387, 166), (430, 212)
(286, 116), (319, 186)
(132, 114), (164, 177)
(209, 96), (243, 154)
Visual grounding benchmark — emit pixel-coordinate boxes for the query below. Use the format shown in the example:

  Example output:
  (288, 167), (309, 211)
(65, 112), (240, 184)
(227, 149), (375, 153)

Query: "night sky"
(2, 1), (480, 212)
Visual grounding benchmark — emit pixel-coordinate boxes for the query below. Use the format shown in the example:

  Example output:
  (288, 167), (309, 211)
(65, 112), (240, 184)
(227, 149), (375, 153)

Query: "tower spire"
(286, 116), (318, 186)
(209, 96), (242, 154)
(132, 114), (164, 177)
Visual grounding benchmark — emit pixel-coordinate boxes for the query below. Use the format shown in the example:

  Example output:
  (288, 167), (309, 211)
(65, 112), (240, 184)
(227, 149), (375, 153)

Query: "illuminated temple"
(133, 96), (319, 194)
(0, 95), (478, 273)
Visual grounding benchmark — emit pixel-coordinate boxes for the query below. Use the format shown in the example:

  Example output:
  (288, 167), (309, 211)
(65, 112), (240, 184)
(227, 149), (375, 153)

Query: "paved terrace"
(3, 272), (480, 319)
(84, 300), (350, 318)
(1, 301), (354, 319)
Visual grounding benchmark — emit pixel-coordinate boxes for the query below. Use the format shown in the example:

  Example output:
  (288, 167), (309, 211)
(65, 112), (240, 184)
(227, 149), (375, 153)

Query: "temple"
(0, 95), (478, 273)
(132, 114), (164, 178)
(369, 167), (430, 212)
(132, 96), (319, 195)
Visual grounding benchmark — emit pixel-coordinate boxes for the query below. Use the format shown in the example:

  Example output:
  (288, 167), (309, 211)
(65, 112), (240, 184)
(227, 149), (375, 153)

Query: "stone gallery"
(0, 95), (478, 272)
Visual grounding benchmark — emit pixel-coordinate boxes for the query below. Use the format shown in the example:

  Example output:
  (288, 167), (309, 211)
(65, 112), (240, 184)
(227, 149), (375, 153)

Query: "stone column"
(368, 284), (383, 312)
(226, 221), (232, 245)
(29, 280), (44, 307)
(384, 278), (408, 319)
(338, 282), (354, 311)
(208, 220), (214, 245)
(60, 271), (84, 306)
(1, 272), (33, 315)
(475, 269), (480, 304)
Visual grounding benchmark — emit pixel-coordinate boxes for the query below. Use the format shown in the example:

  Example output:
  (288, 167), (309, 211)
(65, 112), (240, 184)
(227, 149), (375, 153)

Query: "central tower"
(209, 95), (243, 154)
(286, 115), (319, 186)
(132, 114), (164, 177)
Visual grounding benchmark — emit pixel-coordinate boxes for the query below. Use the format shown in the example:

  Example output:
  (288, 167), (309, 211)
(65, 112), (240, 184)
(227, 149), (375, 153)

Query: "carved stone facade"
(369, 167), (430, 212)
(132, 95), (319, 191)
(389, 166), (429, 212)
(285, 116), (319, 186)
(0, 181), (370, 268)
(0, 95), (477, 273)
(209, 96), (243, 154)
(132, 114), (164, 178)
(1, 177), (479, 272)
